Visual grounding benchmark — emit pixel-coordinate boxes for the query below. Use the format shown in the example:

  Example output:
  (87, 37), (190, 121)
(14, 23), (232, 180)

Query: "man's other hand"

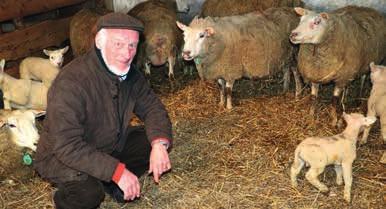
(117, 169), (140, 201)
(149, 143), (171, 183)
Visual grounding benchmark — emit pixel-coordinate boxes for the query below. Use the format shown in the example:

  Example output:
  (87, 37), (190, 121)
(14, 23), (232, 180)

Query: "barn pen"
(0, 0), (385, 209)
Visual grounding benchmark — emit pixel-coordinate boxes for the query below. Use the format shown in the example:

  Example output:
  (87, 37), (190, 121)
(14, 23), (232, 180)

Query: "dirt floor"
(0, 68), (385, 209)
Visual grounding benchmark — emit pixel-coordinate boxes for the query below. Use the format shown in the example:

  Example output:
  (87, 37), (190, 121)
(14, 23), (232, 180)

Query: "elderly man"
(34, 13), (173, 209)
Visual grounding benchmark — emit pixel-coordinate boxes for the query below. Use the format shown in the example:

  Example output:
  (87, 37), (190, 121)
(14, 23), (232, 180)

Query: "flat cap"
(96, 12), (144, 32)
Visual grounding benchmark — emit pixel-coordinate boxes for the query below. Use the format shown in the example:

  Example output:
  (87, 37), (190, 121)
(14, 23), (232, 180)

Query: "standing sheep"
(200, 0), (304, 17)
(291, 112), (376, 202)
(289, 6), (386, 126)
(361, 62), (386, 145)
(129, 0), (183, 81)
(19, 46), (69, 88)
(69, 8), (109, 57)
(177, 8), (303, 109)
(0, 59), (48, 110)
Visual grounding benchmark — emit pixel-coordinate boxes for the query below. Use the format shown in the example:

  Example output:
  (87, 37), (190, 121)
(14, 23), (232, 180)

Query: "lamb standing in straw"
(177, 7), (303, 109)
(0, 59), (48, 110)
(290, 6), (386, 126)
(360, 62), (386, 164)
(291, 112), (376, 202)
(19, 46), (69, 88)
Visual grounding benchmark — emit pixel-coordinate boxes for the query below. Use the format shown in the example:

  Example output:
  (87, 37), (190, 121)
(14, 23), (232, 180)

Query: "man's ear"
(95, 30), (104, 50)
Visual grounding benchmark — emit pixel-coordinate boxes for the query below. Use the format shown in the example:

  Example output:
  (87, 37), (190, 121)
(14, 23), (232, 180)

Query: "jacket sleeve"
(46, 77), (119, 182)
(133, 73), (173, 144)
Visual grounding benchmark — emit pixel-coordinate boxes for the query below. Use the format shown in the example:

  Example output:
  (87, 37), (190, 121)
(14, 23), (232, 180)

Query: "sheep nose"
(182, 51), (191, 56)
(290, 32), (298, 40)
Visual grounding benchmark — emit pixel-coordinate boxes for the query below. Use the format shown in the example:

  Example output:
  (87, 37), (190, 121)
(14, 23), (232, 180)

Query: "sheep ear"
(294, 7), (309, 16)
(364, 116), (376, 126)
(29, 110), (46, 118)
(43, 49), (51, 56)
(370, 62), (380, 73)
(61, 46), (69, 54)
(342, 112), (350, 121)
(0, 59), (5, 70)
(176, 21), (187, 31)
(320, 12), (329, 20)
(205, 27), (215, 37)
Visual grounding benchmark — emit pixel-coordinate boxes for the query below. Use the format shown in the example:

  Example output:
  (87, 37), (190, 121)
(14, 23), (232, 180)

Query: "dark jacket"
(34, 47), (172, 184)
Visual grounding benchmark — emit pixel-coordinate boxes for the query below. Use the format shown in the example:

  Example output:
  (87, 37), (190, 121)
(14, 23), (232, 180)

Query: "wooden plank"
(0, 0), (87, 22)
(0, 17), (71, 61)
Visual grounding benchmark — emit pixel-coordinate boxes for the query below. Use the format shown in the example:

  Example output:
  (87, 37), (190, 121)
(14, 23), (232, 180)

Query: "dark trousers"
(53, 128), (151, 209)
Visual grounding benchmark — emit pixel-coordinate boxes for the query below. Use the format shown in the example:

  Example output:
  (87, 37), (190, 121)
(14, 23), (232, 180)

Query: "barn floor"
(0, 69), (385, 209)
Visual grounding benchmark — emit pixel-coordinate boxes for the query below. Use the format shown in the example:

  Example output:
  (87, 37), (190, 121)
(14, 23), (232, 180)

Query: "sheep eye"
(7, 124), (16, 128)
(314, 18), (321, 25)
(199, 33), (205, 38)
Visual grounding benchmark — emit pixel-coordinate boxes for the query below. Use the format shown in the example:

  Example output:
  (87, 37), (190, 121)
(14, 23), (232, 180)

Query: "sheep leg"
(225, 80), (234, 110)
(168, 56), (175, 81)
(309, 83), (319, 116)
(342, 162), (353, 202)
(381, 114), (386, 144)
(360, 110), (376, 145)
(334, 165), (343, 185)
(290, 154), (305, 187)
(2, 92), (12, 110)
(291, 67), (303, 100)
(331, 87), (343, 127)
(305, 166), (329, 193)
(283, 67), (290, 93)
(217, 79), (225, 107)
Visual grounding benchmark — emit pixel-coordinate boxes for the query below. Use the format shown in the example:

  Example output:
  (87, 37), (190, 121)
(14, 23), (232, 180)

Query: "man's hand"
(149, 143), (171, 183)
(117, 169), (140, 201)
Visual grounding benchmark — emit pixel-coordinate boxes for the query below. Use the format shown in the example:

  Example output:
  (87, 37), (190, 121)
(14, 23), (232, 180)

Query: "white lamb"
(0, 109), (45, 151)
(19, 46), (69, 88)
(0, 59), (48, 110)
(290, 113), (376, 202)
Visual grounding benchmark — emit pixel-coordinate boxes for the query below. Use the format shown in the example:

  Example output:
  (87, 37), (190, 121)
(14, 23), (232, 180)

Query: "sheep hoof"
(344, 194), (351, 203)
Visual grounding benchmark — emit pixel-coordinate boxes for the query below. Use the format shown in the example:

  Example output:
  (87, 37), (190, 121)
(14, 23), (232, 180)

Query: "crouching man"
(34, 13), (173, 209)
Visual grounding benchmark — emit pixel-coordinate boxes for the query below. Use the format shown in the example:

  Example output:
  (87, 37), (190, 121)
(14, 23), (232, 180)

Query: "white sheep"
(0, 59), (48, 110)
(0, 109), (45, 151)
(19, 46), (69, 88)
(290, 112), (376, 202)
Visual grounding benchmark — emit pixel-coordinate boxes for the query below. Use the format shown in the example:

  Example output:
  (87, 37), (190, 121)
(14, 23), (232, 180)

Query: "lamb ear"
(176, 21), (187, 31)
(29, 110), (46, 118)
(294, 7), (310, 16)
(43, 49), (51, 56)
(370, 62), (379, 73)
(205, 27), (215, 36)
(320, 12), (329, 20)
(364, 116), (376, 126)
(61, 46), (69, 54)
(0, 59), (5, 70)
(342, 112), (350, 121)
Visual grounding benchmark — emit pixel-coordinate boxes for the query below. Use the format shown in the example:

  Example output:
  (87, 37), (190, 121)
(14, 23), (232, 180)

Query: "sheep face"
(370, 62), (386, 84)
(176, 20), (214, 61)
(342, 112), (376, 132)
(290, 7), (329, 44)
(43, 46), (69, 67)
(0, 110), (45, 151)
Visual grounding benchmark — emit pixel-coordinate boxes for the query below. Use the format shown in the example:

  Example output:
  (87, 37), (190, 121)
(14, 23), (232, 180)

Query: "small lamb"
(0, 59), (48, 110)
(0, 109), (45, 151)
(361, 62), (386, 145)
(290, 112), (376, 202)
(19, 46), (69, 88)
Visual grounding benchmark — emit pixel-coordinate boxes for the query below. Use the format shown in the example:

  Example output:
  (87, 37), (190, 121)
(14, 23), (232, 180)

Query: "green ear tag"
(194, 58), (201, 65)
(22, 153), (33, 166)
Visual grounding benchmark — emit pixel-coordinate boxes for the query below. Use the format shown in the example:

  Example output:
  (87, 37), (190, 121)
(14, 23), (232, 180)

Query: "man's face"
(96, 29), (139, 74)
